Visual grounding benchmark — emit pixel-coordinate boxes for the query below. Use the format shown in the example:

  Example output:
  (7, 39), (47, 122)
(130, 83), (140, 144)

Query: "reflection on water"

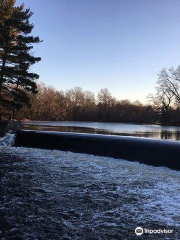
(21, 121), (180, 141)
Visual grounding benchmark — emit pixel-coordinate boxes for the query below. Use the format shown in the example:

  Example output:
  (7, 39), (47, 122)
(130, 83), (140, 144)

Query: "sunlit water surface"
(21, 121), (180, 141)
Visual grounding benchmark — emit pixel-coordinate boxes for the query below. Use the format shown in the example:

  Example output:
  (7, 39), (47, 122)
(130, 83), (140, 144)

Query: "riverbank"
(0, 120), (8, 137)
(1, 145), (180, 239)
(0, 120), (21, 137)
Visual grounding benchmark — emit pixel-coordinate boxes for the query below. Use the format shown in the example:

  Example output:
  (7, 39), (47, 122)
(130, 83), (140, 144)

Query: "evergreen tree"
(0, 0), (41, 119)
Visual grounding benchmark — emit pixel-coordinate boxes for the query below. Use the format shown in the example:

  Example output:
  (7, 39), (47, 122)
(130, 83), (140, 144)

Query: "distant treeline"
(2, 65), (180, 125)
(10, 81), (180, 125)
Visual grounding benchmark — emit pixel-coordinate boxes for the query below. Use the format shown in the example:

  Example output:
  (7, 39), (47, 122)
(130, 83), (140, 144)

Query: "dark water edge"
(20, 123), (180, 141)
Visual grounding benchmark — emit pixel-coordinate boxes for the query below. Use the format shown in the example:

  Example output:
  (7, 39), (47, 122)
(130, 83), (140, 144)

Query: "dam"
(14, 130), (180, 170)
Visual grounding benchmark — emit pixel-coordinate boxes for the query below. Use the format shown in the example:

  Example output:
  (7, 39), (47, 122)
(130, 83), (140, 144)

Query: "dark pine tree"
(0, 0), (41, 119)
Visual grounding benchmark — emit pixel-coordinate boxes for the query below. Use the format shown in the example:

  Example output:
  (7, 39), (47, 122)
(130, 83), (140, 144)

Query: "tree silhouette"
(0, 0), (41, 119)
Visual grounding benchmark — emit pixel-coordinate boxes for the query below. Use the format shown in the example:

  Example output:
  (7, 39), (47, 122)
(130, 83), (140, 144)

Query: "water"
(1, 142), (180, 239)
(0, 133), (15, 147)
(21, 121), (180, 141)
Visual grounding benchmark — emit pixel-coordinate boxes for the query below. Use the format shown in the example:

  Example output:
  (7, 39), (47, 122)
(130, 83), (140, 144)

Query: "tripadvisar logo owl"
(135, 227), (143, 235)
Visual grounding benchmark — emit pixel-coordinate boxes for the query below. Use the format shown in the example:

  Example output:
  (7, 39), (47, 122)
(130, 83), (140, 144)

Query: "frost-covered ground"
(0, 134), (180, 239)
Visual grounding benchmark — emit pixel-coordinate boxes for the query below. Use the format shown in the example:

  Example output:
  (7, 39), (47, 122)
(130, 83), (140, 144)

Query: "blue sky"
(16, 0), (180, 102)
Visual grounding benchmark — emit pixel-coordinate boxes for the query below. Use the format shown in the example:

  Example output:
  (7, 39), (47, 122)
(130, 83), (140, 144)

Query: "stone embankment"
(0, 120), (20, 136)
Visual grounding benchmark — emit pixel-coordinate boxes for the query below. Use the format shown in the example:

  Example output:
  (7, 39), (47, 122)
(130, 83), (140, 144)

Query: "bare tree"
(148, 79), (174, 124)
(65, 87), (85, 120)
(157, 66), (180, 103)
(17, 83), (159, 124)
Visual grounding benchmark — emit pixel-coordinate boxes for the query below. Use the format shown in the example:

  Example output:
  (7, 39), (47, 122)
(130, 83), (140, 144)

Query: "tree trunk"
(12, 105), (15, 120)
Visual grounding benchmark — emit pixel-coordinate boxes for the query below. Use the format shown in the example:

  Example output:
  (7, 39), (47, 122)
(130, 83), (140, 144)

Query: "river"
(21, 121), (180, 141)
(0, 134), (180, 239)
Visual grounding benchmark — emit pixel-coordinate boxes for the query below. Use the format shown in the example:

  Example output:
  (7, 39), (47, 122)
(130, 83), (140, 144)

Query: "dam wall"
(14, 130), (180, 170)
